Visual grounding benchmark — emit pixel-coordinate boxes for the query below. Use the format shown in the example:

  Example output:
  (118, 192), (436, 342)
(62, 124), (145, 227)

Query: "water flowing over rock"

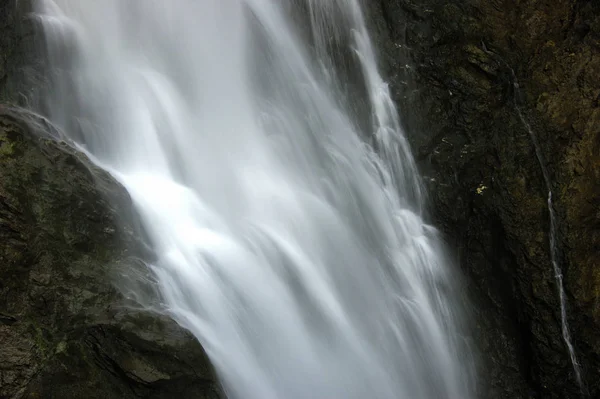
(33, 1), (475, 398)
(0, 109), (222, 398)
(1, 0), (599, 398)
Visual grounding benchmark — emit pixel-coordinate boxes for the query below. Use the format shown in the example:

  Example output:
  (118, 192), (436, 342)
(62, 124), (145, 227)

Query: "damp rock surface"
(367, 0), (600, 397)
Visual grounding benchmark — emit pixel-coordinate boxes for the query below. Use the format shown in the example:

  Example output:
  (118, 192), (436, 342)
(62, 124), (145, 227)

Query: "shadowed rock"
(367, 1), (600, 397)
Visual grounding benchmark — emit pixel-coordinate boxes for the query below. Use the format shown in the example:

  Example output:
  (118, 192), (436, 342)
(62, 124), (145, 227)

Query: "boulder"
(0, 110), (222, 399)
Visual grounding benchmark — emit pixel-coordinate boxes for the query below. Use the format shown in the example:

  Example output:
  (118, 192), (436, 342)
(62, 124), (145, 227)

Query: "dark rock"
(0, 0), (42, 106)
(367, 1), (600, 398)
(0, 110), (222, 398)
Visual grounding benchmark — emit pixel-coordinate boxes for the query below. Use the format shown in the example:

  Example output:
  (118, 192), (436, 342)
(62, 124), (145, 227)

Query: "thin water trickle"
(480, 47), (585, 392)
(35, 1), (476, 398)
(512, 81), (585, 393)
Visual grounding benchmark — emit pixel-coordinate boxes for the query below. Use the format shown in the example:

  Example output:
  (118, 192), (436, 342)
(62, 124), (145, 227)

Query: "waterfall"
(34, 1), (475, 398)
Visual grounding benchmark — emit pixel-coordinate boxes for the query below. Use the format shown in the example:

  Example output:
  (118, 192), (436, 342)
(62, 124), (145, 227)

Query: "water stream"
(35, 1), (475, 398)
(509, 73), (585, 393)
(515, 108), (585, 392)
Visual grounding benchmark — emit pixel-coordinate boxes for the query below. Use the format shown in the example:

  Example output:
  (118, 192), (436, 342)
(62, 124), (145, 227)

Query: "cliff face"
(369, 0), (600, 398)
(0, 0), (40, 105)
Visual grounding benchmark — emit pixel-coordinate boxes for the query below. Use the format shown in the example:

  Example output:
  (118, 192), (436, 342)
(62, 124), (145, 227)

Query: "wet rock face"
(0, 0), (41, 105)
(369, 0), (600, 398)
(0, 111), (222, 399)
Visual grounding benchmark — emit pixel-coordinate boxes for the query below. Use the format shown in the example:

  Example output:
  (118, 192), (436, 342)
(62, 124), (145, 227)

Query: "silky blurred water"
(36, 1), (476, 398)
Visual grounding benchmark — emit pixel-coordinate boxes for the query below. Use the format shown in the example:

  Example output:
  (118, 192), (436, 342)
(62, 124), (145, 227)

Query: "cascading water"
(35, 1), (476, 398)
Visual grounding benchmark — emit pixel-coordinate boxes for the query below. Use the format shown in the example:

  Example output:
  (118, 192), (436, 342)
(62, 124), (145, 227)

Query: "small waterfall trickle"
(34, 1), (477, 398)
(508, 70), (585, 394)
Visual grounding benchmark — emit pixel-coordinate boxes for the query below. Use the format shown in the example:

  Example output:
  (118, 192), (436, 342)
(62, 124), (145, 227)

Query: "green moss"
(28, 323), (53, 359)
(0, 137), (15, 156)
(55, 341), (67, 354)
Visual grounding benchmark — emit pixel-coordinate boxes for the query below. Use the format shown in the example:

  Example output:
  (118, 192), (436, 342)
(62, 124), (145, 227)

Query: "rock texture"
(369, 1), (600, 398)
(0, 110), (222, 398)
(0, 0), (40, 105)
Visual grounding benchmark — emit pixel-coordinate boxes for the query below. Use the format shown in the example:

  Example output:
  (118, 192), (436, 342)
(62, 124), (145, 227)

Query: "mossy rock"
(0, 110), (222, 398)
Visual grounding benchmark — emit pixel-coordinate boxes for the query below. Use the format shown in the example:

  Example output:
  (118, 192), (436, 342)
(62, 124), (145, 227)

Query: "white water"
(35, 1), (475, 398)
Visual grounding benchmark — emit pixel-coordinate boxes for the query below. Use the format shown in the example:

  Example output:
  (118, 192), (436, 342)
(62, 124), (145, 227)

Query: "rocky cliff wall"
(368, 1), (600, 397)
